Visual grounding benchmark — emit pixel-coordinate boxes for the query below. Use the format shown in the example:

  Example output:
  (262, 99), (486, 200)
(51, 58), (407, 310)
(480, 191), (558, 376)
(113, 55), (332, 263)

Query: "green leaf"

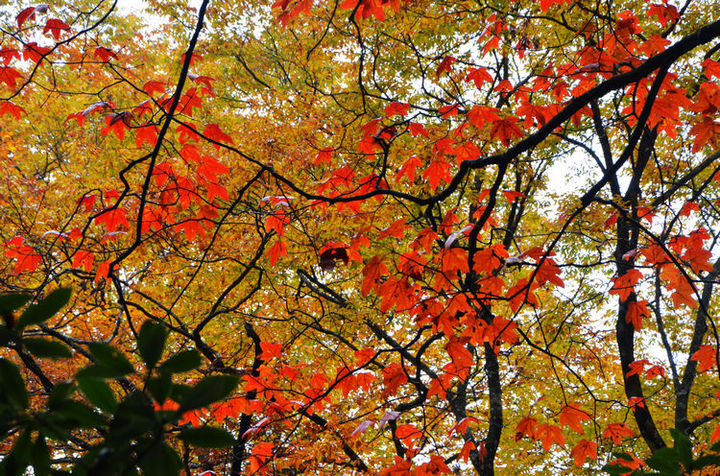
(87, 343), (135, 375)
(178, 375), (239, 413)
(179, 426), (236, 448)
(138, 441), (181, 476)
(2, 430), (32, 476)
(75, 364), (130, 380)
(31, 435), (51, 476)
(147, 372), (173, 404)
(0, 293), (31, 316)
(160, 349), (201, 373)
(670, 428), (692, 469)
(693, 454), (720, 469)
(137, 320), (167, 369)
(106, 392), (156, 444)
(17, 288), (71, 331)
(23, 337), (73, 360)
(78, 378), (117, 413)
(0, 357), (28, 409)
(48, 382), (76, 409)
(0, 326), (18, 347)
(51, 400), (106, 428)
(646, 447), (680, 473)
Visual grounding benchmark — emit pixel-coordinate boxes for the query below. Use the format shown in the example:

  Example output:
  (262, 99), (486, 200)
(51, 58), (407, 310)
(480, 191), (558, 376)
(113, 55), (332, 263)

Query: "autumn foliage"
(3, 0), (720, 474)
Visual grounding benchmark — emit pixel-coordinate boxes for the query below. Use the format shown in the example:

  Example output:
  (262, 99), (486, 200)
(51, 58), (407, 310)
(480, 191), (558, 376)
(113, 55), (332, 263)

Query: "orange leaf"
(711, 423), (720, 443)
(515, 416), (537, 440)
(609, 269), (643, 302)
(267, 240), (287, 266)
(625, 299), (649, 330)
(536, 424), (564, 451)
(691, 345), (718, 373)
(4, 237), (41, 274)
(603, 422), (634, 445)
(559, 405), (591, 434)
(570, 439), (597, 467)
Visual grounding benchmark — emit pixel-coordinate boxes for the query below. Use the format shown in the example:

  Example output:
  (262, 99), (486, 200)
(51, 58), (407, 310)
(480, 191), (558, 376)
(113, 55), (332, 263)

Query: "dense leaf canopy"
(2, 0), (720, 474)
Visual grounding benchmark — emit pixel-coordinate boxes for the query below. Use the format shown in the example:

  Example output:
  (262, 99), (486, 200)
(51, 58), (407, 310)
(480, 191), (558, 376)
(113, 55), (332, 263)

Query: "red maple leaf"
(438, 103), (460, 118)
(23, 42), (50, 63)
(396, 155), (422, 182)
(142, 80), (166, 97)
(465, 66), (493, 89)
(408, 122), (428, 137)
(423, 159), (452, 190)
(436, 56), (456, 78)
(378, 218), (409, 240)
(101, 112), (133, 140)
(203, 123), (234, 149)
(503, 190), (525, 203)
(506, 277), (539, 312)
(189, 73), (215, 95)
(135, 124), (158, 148)
(0, 49), (21, 66)
(660, 266), (696, 308)
(691, 119), (720, 153)
(382, 363), (408, 396)
(197, 157), (230, 182)
(490, 116), (524, 146)
(647, 3), (679, 27)
(539, 0), (571, 12)
(314, 147), (333, 165)
(702, 58), (720, 80)
(515, 416), (537, 440)
(626, 359), (650, 378)
(362, 255), (388, 295)
(95, 207), (129, 233)
(646, 364), (666, 379)
(0, 66), (23, 88)
(385, 101), (410, 117)
(94, 46), (117, 63)
(0, 101), (25, 120)
(535, 259), (564, 288)
(17, 5), (47, 30)
(43, 18), (70, 40)
(177, 88), (203, 116)
(71, 250), (94, 272)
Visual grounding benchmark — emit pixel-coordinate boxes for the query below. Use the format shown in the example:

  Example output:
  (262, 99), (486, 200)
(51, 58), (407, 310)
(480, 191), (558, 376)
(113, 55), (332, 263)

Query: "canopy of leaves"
(2, 0), (720, 474)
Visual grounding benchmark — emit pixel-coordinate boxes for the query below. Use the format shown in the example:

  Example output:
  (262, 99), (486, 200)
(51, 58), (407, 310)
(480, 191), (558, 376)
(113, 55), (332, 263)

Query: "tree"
(2, 0), (720, 473)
